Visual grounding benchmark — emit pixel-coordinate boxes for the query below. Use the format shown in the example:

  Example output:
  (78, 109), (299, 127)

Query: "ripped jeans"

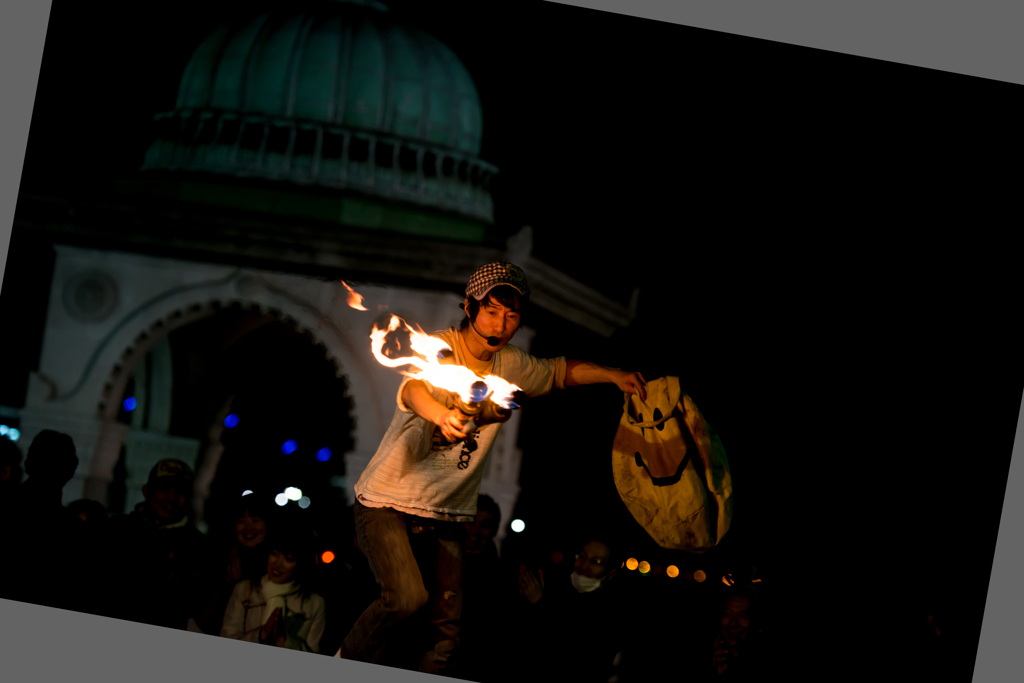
(341, 501), (464, 672)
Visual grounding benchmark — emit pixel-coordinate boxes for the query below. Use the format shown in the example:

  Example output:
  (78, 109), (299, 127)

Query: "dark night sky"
(6, 0), (1024, 675)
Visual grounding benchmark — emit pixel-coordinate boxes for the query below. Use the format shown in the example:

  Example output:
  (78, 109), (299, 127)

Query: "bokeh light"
(123, 397), (137, 412)
(694, 570), (706, 583)
(282, 440), (298, 455)
(242, 490), (253, 497)
(626, 558), (639, 571)
(552, 551), (564, 564)
(316, 447), (332, 462)
(224, 414), (240, 428)
(0, 425), (8, 436)
(667, 565), (680, 578)
(321, 551), (335, 564)
(285, 487), (302, 501)
(7, 428), (18, 442)
(275, 493), (288, 506)
(639, 561), (651, 574)
(298, 496), (311, 509)
(722, 574), (735, 586)
(511, 519), (525, 533)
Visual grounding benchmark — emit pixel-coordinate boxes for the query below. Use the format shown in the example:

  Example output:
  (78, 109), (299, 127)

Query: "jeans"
(341, 501), (464, 672)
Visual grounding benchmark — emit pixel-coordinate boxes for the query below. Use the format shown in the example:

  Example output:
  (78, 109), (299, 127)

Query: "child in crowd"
(221, 523), (326, 653)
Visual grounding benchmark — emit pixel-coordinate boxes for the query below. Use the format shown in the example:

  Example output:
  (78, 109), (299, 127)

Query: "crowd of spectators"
(0, 429), (950, 681)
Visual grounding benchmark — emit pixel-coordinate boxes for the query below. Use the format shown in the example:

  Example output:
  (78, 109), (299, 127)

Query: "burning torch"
(365, 310), (525, 443)
(448, 380), (518, 442)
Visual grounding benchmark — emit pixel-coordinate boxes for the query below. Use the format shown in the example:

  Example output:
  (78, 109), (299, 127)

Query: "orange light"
(638, 561), (651, 574)
(666, 565), (680, 578)
(694, 570), (706, 583)
(626, 558), (639, 571)
(751, 578), (762, 583)
(321, 551), (336, 564)
(722, 574), (735, 586)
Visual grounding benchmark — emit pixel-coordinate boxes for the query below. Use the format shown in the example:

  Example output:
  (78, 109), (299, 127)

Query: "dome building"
(143, 0), (495, 223)
(12, 0), (637, 543)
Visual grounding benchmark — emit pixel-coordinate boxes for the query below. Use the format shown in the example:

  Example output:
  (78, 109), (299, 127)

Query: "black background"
(5, 0), (1022, 678)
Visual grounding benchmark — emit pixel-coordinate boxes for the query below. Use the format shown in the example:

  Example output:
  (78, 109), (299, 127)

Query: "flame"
(341, 281), (368, 311)
(369, 314), (521, 408)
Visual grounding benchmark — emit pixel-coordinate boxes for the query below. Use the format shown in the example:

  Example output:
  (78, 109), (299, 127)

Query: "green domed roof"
(142, 1), (496, 223)
(176, 2), (482, 154)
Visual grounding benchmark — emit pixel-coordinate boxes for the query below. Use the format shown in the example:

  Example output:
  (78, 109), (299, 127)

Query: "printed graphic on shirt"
(429, 429), (478, 471)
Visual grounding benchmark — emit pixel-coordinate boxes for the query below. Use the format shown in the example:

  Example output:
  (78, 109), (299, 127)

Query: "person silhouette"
(0, 430), (85, 610)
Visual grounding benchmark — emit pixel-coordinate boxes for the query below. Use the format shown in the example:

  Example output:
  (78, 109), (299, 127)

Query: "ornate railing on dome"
(142, 108), (498, 224)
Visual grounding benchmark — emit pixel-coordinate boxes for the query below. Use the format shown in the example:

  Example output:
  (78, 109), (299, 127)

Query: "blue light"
(316, 447), (332, 462)
(282, 440), (298, 455)
(224, 414), (240, 428)
(123, 397), (137, 412)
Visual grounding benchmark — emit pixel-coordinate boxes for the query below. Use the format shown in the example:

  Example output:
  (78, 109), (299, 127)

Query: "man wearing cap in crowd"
(103, 458), (213, 630)
(338, 262), (647, 676)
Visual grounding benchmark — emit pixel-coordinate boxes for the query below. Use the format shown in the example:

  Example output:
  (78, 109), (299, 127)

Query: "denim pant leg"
(427, 525), (464, 649)
(409, 521), (464, 672)
(341, 503), (430, 663)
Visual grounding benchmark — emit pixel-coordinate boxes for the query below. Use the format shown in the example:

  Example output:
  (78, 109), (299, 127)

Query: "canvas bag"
(611, 376), (733, 552)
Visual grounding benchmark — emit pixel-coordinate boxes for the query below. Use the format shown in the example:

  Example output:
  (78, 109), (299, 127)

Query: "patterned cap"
(147, 458), (194, 487)
(465, 262), (531, 300)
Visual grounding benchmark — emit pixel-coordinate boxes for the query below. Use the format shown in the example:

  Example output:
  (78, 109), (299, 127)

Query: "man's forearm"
(402, 380), (447, 425)
(564, 359), (621, 387)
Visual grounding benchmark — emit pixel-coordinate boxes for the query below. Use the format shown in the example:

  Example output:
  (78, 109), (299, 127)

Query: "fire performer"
(337, 262), (647, 676)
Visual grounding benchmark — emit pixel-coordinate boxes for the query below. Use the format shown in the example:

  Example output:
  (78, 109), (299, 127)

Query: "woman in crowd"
(221, 522), (326, 653)
(195, 493), (274, 635)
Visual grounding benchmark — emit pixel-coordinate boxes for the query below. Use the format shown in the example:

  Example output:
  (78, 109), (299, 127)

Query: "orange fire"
(369, 314), (522, 408)
(341, 281), (368, 311)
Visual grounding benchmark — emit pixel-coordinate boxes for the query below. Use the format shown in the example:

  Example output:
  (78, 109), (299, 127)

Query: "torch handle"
(445, 397), (512, 442)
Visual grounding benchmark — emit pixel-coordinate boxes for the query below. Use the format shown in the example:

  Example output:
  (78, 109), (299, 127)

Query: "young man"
(339, 262), (646, 675)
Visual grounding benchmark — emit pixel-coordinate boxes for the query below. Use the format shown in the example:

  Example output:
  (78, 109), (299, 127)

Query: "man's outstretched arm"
(565, 360), (648, 402)
(402, 379), (472, 441)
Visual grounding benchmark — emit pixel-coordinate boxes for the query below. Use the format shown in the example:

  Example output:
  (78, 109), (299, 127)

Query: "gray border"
(972, 389), (1024, 682)
(3, 1), (1021, 682)
(0, 0), (51, 297)
(548, 0), (1024, 86)
(0, 598), (427, 682)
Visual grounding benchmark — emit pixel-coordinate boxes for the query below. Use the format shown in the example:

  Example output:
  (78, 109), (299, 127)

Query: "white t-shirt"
(354, 326), (567, 522)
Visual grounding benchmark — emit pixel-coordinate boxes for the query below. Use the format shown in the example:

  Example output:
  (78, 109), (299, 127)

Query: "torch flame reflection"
(370, 314), (522, 408)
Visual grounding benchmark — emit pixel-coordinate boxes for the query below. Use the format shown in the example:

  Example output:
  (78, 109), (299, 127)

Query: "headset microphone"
(471, 320), (501, 347)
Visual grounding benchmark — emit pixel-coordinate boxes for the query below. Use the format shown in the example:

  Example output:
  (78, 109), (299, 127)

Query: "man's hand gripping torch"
(448, 380), (518, 443)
